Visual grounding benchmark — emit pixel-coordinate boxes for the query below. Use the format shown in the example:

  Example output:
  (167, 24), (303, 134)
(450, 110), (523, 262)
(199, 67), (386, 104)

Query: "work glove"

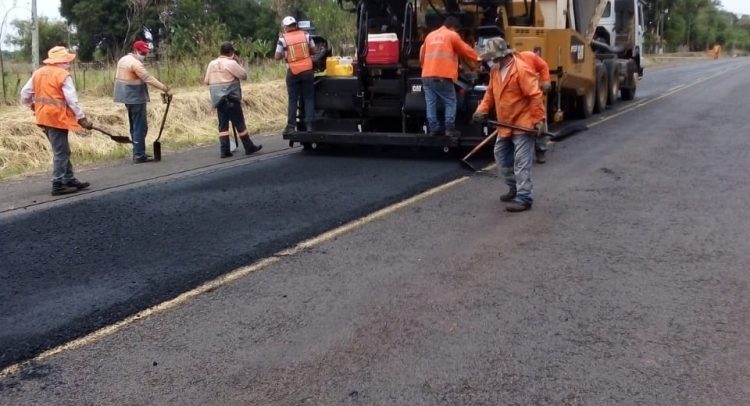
(472, 110), (488, 124)
(163, 87), (173, 98)
(77, 117), (94, 130)
(534, 121), (547, 138)
(541, 81), (551, 94)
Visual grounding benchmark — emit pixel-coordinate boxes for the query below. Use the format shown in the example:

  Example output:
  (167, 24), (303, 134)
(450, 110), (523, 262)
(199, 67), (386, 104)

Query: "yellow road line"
(0, 176), (469, 379)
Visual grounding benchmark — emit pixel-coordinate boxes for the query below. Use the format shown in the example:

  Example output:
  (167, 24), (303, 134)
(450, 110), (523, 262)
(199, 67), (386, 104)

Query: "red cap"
(133, 40), (150, 54)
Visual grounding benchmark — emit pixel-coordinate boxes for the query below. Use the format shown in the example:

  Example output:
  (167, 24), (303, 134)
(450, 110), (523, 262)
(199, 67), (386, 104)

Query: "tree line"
(3, 0), (355, 62)
(643, 0), (750, 52)
(4, 0), (750, 64)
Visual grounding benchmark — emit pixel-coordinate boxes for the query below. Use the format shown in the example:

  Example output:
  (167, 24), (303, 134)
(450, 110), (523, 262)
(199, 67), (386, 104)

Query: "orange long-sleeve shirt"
(476, 57), (545, 138)
(420, 26), (479, 81)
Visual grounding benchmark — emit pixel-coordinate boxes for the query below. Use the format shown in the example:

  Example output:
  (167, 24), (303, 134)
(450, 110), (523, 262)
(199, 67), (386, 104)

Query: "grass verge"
(0, 79), (287, 180)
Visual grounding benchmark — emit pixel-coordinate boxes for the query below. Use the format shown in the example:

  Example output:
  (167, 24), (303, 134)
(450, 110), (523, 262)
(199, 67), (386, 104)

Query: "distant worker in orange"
(472, 37), (545, 213)
(515, 47), (551, 163)
(275, 16), (317, 135)
(20, 46), (95, 196)
(420, 16), (479, 138)
(712, 44), (721, 60)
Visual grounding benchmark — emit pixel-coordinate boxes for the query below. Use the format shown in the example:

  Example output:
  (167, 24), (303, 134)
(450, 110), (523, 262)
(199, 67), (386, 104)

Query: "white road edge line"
(588, 64), (743, 128)
(0, 176), (469, 379)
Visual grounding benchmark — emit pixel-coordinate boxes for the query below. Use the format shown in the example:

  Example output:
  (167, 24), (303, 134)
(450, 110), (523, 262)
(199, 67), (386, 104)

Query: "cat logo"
(411, 84), (422, 92)
(570, 44), (585, 61)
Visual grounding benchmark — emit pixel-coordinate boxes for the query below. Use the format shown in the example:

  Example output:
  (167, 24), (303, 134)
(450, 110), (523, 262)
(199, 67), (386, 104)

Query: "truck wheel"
(302, 142), (313, 151)
(576, 85), (595, 118)
(604, 60), (621, 105)
(621, 70), (638, 101)
(594, 62), (609, 114)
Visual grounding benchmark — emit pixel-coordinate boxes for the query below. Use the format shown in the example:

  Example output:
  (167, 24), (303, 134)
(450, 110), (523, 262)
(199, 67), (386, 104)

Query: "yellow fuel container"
(325, 56), (354, 77)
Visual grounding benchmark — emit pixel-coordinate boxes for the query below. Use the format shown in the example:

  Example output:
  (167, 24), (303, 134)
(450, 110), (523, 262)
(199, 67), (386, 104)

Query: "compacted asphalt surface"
(1, 58), (750, 404)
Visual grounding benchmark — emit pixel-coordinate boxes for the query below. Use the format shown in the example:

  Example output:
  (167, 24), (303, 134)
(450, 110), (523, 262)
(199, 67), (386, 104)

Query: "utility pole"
(31, 0), (39, 69)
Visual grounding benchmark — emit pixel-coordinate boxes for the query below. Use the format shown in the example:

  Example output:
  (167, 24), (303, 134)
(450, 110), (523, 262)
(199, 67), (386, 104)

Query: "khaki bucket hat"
(480, 37), (513, 61)
(43, 46), (76, 64)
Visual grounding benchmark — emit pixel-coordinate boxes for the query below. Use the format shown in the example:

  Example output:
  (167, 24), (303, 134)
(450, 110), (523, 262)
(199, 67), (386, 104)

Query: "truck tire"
(576, 85), (595, 118)
(594, 62), (609, 114)
(621, 62), (638, 101)
(604, 60), (621, 105)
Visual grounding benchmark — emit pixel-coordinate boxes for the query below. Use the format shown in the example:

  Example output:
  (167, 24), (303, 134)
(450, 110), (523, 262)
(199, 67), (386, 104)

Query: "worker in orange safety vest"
(515, 48), (551, 164)
(275, 16), (318, 135)
(472, 37), (545, 213)
(20, 46), (95, 196)
(420, 16), (479, 138)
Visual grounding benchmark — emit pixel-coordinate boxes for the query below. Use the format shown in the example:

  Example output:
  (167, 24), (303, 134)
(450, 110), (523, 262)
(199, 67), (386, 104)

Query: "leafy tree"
(61, 0), (164, 61)
(6, 17), (72, 61)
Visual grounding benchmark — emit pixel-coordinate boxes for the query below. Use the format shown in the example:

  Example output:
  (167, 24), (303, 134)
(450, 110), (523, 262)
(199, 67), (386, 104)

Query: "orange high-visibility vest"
(31, 65), (80, 131)
(283, 30), (313, 75)
(420, 26), (478, 81)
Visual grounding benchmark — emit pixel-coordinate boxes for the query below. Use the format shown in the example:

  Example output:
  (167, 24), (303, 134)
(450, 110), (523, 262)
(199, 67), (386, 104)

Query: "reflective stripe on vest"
(283, 30), (313, 75)
(31, 65), (80, 131)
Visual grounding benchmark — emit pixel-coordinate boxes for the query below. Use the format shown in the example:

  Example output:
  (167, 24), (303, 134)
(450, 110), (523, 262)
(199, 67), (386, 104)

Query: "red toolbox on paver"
(366, 33), (399, 65)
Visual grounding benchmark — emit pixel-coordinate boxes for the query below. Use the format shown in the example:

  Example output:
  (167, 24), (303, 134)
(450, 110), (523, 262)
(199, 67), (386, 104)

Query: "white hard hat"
(282, 16), (297, 26)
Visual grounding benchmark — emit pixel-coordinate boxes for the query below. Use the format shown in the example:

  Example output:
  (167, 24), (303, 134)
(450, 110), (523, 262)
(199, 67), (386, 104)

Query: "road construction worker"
(20, 46), (94, 196)
(472, 37), (545, 213)
(275, 16), (317, 135)
(712, 44), (721, 60)
(114, 40), (172, 163)
(515, 48), (551, 164)
(204, 42), (263, 158)
(419, 16), (479, 138)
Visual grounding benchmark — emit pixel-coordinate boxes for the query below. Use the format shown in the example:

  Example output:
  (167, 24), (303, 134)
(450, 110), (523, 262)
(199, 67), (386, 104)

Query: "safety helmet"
(282, 16), (297, 26)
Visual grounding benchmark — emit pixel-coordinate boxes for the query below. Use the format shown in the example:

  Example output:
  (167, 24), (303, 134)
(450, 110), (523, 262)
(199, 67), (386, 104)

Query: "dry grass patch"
(0, 79), (287, 180)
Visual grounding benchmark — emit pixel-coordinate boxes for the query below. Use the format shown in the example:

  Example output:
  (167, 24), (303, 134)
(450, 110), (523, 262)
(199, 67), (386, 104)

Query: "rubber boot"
(64, 179), (90, 190)
(500, 189), (517, 202)
(219, 135), (232, 158)
(240, 135), (263, 155)
(51, 181), (77, 196)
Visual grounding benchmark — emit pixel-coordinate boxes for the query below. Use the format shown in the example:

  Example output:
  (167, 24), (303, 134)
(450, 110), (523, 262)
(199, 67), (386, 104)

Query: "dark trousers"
(217, 100), (247, 135)
(126, 103), (148, 159)
(286, 70), (315, 128)
(43, 126), (74, 183)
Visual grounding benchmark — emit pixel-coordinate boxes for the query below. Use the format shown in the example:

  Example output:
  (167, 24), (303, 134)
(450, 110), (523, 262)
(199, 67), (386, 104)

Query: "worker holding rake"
(204, 42), (262, 158)
(20, 46), (94, 196)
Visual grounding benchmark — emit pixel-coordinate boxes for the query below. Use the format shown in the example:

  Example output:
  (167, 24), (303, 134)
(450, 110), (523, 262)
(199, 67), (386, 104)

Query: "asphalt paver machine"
(284, 0), (644, 151)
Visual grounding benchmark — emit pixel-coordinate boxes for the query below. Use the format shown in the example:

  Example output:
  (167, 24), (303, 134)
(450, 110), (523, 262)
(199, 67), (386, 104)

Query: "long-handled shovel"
(153, 93), (172, 162)
(460, 129), (498, 171)
(460, 120), (588, 171)
(485, 119), (588, 141)
(91, 126), (132, 144)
